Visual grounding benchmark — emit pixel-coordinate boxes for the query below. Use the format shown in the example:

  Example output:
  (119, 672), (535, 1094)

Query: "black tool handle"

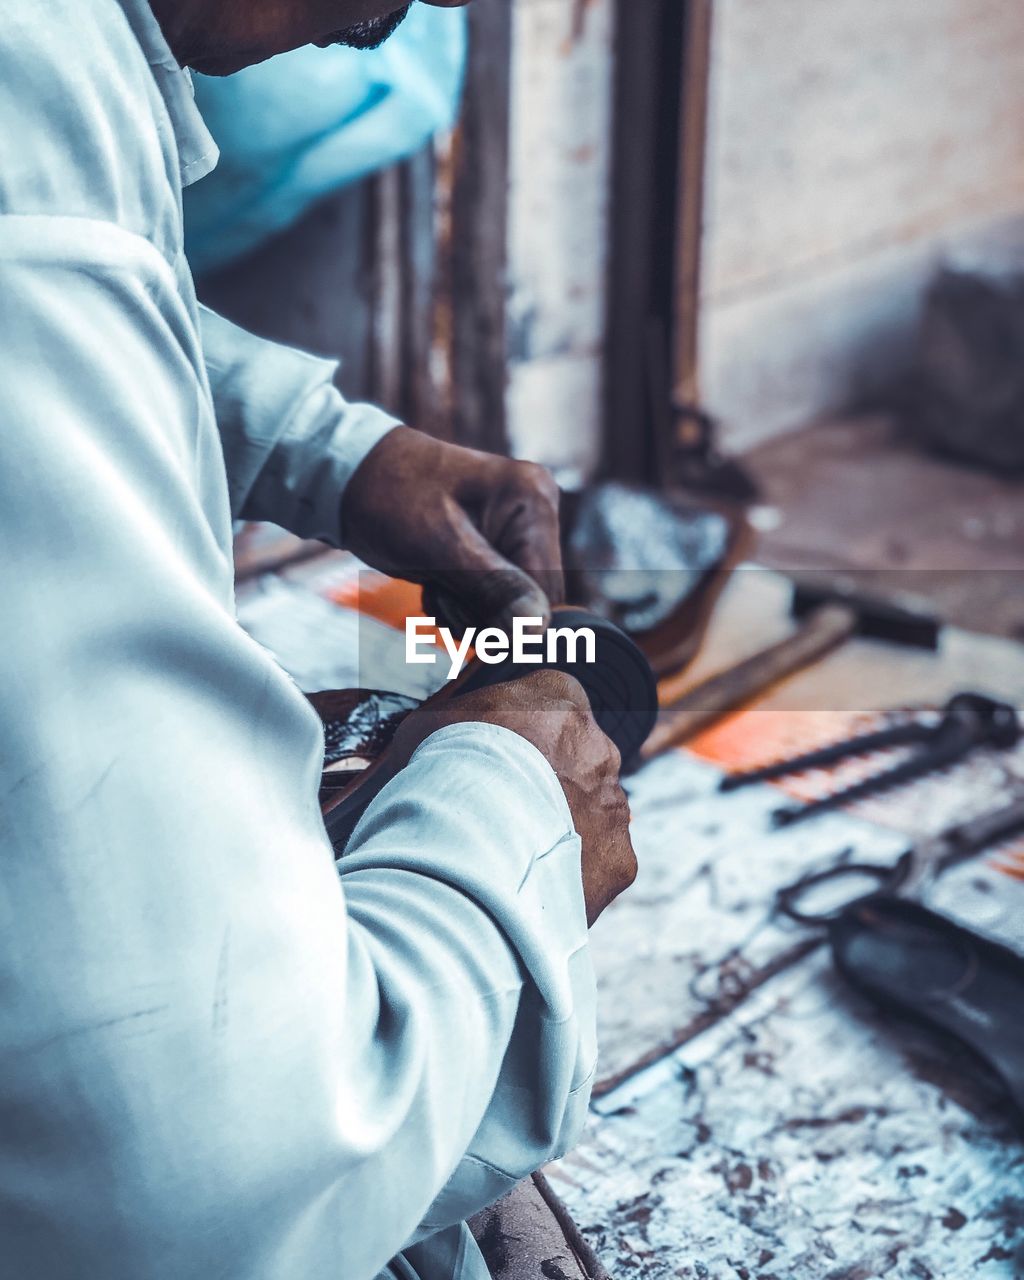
(720, 718), (928, 793)
(771, 732), (971, 828)
(455, 609), (658, 767)
(936, 798), (1024, 872)
(326, 610), (657, 853)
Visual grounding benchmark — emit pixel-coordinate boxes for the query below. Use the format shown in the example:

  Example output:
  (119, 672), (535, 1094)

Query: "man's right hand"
(386, 671), (637, 927)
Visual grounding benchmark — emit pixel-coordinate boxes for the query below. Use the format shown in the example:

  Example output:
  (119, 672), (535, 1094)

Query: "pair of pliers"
(777, 795), (1024, 926)
(721, 692), (1020, 828)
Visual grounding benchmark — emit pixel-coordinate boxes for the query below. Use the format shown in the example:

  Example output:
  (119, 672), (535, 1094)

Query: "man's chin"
(188, 52), (268, 77)
(186, 3), (413, 75)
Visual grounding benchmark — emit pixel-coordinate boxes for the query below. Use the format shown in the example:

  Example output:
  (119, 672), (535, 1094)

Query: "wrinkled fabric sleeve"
(199, 303), (399, 544)
(0, 223), (594, 1280)
(343, 724), (598, 1246)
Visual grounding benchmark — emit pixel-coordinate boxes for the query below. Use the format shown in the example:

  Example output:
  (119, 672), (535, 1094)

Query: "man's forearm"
(341, 722), (596, 1236)
(200, 304), (398, 542)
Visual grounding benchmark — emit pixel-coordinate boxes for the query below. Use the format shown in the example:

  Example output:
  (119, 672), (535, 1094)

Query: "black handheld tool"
(324, 609), (658, 852)
(455, 609), (659, 767)
(720, 691), (1020, 828)
(791, 579), (941, 650)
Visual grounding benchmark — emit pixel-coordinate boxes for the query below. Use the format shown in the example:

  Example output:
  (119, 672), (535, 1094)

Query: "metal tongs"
(720, 692), (1020, 828)
(776, 796), (1024, 927)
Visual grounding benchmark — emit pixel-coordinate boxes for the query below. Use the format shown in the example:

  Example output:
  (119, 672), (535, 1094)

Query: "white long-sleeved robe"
(0, 3), (596, 1278)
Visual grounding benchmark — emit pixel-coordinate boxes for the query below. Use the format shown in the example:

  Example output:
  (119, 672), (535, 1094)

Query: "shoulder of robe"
(0, 0), (182, 261)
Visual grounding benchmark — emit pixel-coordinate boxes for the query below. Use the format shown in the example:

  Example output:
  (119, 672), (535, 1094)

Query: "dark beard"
(329, 4), (413, 49)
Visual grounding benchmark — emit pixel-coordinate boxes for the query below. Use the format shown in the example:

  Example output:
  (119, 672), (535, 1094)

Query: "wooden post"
(443, 0), (514, 456)
(673, 0), (713, 416)
(602, 0), (713, 485)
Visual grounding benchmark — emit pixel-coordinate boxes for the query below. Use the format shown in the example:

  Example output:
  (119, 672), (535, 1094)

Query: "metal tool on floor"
(775, 797), (1024, 1114)
(719, 691), (1020, 828)
(640, 583), (942, 762)
(776, 795), (1024, 926)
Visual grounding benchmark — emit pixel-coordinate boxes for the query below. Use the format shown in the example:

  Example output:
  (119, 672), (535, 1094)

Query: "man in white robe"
(0, 1), (636, 1277)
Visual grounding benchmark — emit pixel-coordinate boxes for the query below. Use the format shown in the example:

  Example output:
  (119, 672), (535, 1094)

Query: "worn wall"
(505, 0), (615, 485)
(699, 0), (1024, 451)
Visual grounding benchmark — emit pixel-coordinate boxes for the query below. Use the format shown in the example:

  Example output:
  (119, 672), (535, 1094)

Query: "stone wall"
(699, 0), (1024, 449)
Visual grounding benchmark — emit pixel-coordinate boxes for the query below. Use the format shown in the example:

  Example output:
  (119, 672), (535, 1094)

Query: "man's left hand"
(341, 427), (565, 630)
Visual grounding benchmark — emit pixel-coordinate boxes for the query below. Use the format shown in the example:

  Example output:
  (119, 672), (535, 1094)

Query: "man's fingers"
(341, 430), (566, 628)
(428, 502), (554, 631)
(425, 575), (547, 636)
(481, 464), (566, 610)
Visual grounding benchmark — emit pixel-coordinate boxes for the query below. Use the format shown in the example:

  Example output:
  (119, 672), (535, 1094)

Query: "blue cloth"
(184, 5), (467, 273)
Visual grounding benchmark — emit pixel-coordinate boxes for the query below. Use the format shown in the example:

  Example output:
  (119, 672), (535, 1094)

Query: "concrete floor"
(743, 412), (1024, 641)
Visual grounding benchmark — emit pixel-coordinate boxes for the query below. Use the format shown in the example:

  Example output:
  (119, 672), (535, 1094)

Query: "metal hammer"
(641, 579), (941, 761)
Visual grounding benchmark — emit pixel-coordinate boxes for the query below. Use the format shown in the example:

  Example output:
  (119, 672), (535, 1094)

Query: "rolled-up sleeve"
(200, 303), (399, 544)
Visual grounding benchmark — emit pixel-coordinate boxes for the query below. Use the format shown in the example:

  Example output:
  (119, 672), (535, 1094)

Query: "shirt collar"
(118, 0), (220, 188)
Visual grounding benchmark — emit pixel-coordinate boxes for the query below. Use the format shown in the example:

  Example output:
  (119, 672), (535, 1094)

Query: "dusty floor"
(744, 412), (1024, 641)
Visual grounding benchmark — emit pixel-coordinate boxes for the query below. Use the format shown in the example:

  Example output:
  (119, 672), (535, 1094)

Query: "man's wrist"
(329, 409), (402, 547)
(408, 721), (577, 838)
